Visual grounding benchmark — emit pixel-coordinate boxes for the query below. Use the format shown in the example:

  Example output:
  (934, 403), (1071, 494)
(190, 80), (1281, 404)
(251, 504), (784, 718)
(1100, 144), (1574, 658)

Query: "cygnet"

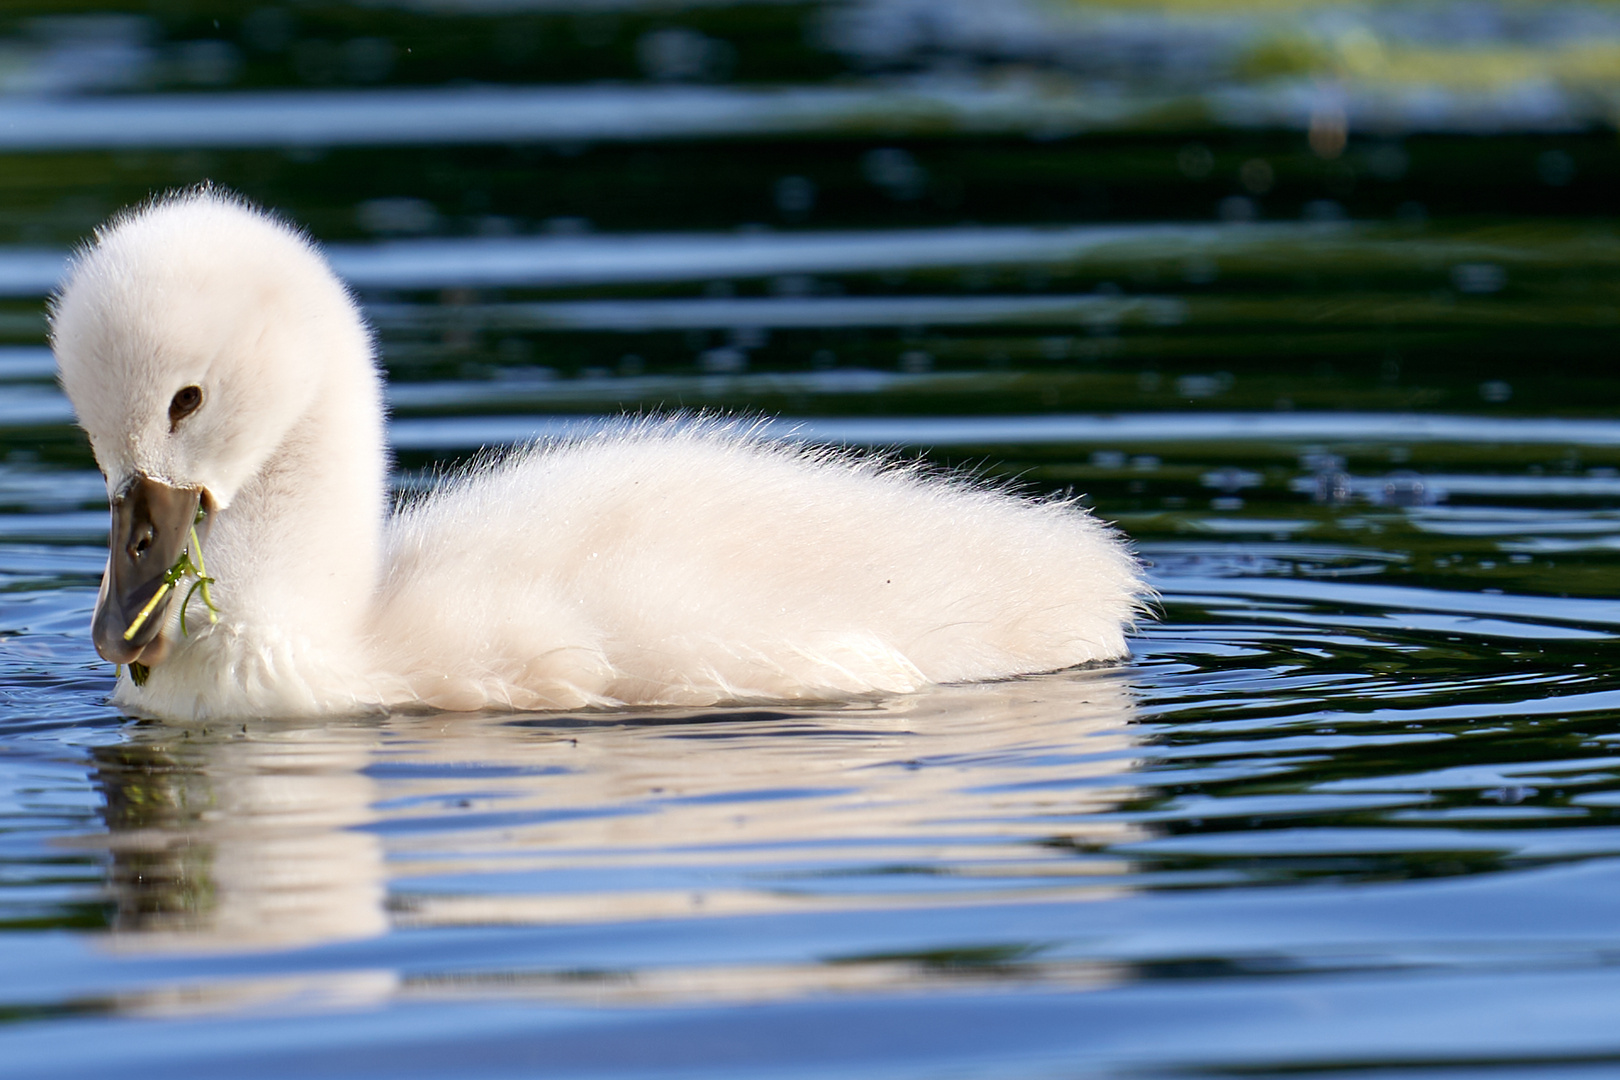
(51, 189), (1144, 720)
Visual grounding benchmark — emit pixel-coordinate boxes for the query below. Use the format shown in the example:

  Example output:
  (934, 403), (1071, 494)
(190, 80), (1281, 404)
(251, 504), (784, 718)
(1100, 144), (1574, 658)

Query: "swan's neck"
(203, 354), (388, 654)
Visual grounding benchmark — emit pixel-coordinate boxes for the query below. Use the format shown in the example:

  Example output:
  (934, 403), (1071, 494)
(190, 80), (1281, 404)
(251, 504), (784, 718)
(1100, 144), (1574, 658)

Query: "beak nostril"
(129, 523), (154, 560)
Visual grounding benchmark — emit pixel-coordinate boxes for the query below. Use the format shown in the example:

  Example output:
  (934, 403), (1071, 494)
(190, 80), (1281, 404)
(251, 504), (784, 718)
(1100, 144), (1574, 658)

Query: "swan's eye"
(168, 385), (203, 429)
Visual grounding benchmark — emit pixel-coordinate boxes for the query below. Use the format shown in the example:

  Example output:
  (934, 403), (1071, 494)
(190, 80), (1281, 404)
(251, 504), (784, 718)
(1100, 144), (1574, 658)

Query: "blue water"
(3, 1), (1620, 1076)
(2, 416), (1617, 1077)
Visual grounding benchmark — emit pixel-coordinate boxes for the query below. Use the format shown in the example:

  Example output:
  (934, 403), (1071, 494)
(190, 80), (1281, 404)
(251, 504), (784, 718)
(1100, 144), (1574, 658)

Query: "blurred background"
(0, 0), (1614, 461)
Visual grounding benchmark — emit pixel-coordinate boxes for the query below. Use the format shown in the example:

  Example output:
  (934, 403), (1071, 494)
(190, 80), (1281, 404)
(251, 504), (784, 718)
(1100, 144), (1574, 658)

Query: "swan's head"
(51, 188), (368, 665)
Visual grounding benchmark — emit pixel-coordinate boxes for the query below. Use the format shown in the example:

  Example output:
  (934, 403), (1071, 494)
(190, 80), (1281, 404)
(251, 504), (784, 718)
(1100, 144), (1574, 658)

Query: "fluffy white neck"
(205, 348), (388, 655)
(118, 339), (391, 721)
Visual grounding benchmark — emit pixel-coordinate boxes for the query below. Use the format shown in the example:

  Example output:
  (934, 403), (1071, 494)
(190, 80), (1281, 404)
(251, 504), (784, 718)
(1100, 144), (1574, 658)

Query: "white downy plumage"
(52, 188), (1145, 721)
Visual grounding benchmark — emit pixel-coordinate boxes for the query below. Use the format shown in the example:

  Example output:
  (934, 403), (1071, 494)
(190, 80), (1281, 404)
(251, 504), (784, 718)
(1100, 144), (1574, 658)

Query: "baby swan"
(52, 189), (1144, 721)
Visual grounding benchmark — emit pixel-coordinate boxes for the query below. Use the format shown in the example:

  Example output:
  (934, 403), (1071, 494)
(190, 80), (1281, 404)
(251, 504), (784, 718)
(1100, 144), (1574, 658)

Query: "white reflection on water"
(92, 726), (389, 953)
(0, 220), (1331, 297)
(0, 72), (1605, 154)
(83, 670), (1140, 1002)
(388, 411), (1620, 452)
(0, 84), (1192, 149)
(6, 219), (1612, 298)
(369, 294), (1189, 330)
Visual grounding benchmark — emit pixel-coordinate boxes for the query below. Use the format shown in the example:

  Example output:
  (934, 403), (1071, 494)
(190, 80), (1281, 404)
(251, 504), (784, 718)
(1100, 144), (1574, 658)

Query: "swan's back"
(370, 420), (1142, 710)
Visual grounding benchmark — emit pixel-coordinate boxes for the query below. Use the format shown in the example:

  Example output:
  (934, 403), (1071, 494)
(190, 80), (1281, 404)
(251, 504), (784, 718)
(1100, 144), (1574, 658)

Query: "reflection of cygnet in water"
(87, 673), (1142, 946)
(54, 188), (1143, 722)
(82, 671), (1142, 1008)
(385, 669), (1146, 930)
(92, 723), (387, 953)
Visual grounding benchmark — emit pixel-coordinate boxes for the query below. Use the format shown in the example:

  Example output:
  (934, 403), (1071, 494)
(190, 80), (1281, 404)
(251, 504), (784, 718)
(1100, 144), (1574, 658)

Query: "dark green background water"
(1, 2), (1618, 1077)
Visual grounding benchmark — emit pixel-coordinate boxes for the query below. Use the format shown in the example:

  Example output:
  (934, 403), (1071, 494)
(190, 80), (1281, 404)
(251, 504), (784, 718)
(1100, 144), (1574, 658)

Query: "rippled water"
(3, 2), (1620, 1077)
(5, 410), (1619, 1078)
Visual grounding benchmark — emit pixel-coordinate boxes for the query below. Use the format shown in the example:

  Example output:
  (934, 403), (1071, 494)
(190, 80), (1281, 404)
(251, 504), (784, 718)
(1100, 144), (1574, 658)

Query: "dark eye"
(169, 385), (203, 429)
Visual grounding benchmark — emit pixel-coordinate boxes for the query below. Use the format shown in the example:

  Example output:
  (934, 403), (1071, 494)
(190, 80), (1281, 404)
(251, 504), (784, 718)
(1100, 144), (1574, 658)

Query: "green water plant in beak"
(119, 513), (217, 688)
(94, 475), (218, 680)
(123, 515), (217, 642)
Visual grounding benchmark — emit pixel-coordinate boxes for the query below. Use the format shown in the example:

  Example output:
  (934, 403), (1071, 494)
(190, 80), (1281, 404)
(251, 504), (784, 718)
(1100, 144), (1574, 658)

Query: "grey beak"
(92, 475), (211, 666)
